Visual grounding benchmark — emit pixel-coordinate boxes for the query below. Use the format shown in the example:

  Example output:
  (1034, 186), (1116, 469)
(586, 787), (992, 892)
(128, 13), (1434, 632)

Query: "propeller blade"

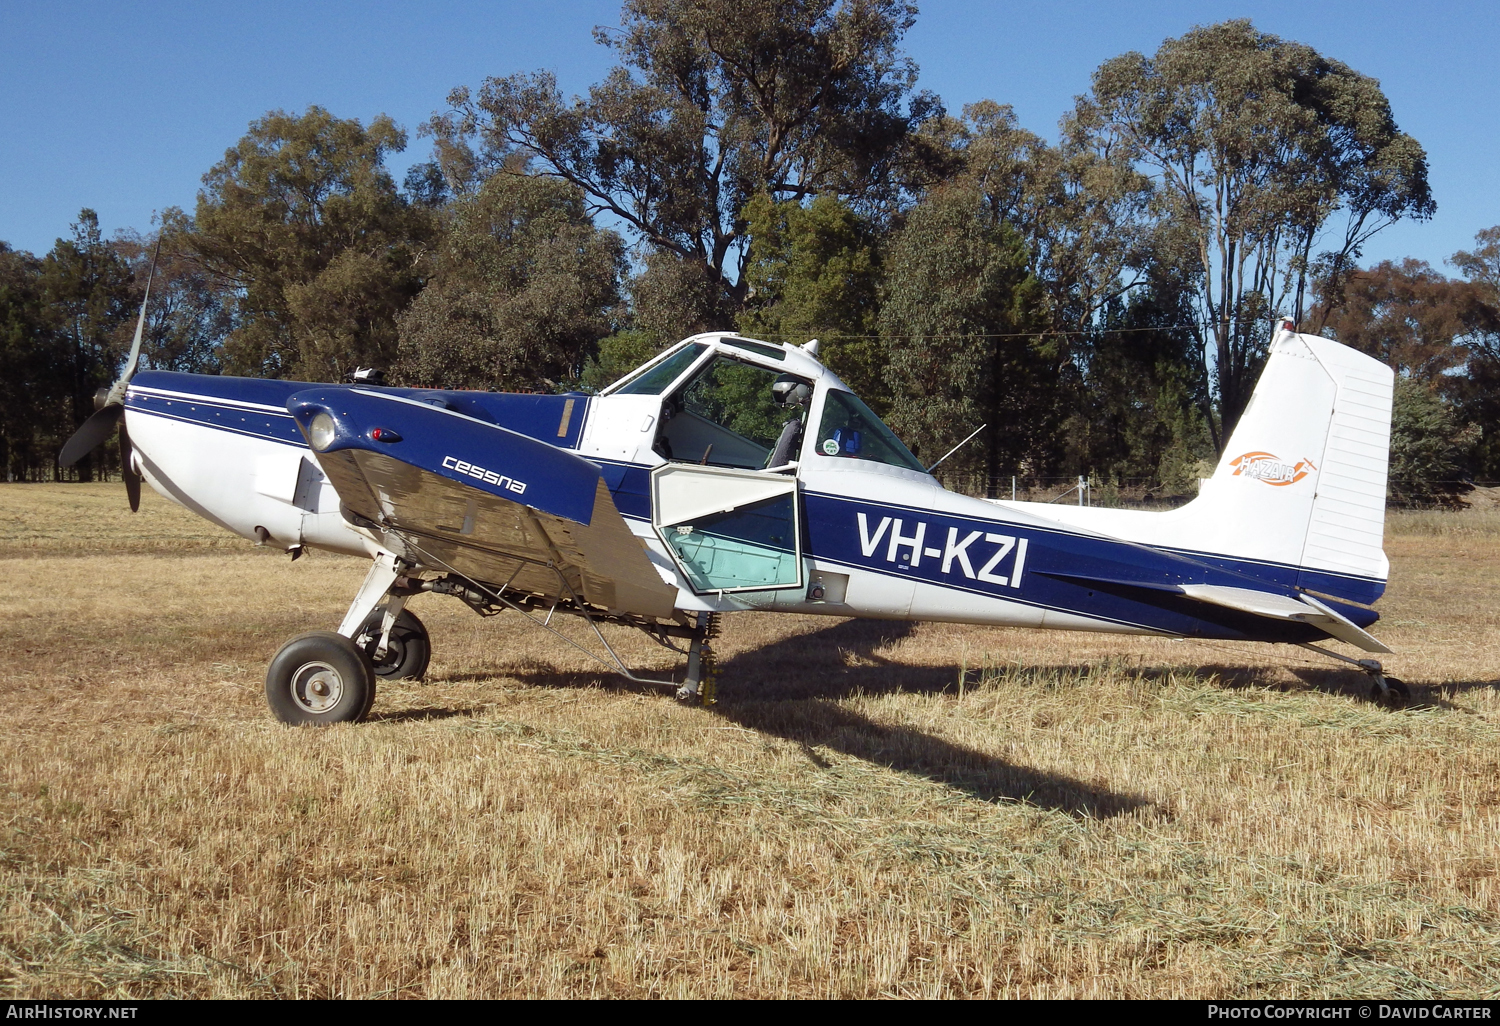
(117, 237), (162, 390)
(58, 405), (123, 467)
(120, 423), (141, 513)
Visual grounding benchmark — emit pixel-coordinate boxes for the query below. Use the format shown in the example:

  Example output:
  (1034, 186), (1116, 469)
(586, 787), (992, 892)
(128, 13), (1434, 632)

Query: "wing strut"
(400, 536), (685, 690)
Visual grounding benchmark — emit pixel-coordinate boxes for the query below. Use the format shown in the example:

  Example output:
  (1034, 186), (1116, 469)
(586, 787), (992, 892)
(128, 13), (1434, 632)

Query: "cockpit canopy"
(602, 333), (928, 476)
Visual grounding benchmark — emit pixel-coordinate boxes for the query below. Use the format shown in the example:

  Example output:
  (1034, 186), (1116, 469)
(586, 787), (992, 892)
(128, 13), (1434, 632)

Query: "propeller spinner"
(58, 239), (159, 511)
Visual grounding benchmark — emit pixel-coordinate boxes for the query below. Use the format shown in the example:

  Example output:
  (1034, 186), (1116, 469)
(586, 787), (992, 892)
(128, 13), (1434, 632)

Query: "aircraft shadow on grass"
(376, 617), (1500, 815)
(488, 617), (1158, 820)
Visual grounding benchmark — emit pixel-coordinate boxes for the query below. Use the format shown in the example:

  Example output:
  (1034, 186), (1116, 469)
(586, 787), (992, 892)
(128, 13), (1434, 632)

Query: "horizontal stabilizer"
(1178, 585), (1391, 654)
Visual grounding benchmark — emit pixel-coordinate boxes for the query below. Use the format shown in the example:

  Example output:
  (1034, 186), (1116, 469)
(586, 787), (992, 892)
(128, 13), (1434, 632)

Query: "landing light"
(308, 412), (337, 451)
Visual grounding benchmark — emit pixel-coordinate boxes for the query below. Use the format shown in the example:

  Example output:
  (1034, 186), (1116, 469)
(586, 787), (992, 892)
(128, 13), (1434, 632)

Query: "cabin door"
(650, 463), (802, 593)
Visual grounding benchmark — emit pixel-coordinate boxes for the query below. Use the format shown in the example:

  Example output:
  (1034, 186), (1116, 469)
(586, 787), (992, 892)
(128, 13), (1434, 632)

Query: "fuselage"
(122, 333), (1384, 647)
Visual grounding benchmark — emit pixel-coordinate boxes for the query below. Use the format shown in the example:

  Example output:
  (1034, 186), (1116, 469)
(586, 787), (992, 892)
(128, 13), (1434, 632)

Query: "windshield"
(612, 343), (708, 395)
(814, 390), (927, 473)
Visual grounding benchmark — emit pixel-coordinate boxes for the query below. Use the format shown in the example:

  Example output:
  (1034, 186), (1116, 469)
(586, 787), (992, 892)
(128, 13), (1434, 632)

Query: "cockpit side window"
(680, 358), (784, 448)
(656, 354), (810, 469)
(814, 390), (927, 473)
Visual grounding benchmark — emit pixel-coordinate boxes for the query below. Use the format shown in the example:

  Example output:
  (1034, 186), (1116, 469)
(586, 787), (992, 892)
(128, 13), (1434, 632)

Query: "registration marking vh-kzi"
(857, 512), (1027, 587)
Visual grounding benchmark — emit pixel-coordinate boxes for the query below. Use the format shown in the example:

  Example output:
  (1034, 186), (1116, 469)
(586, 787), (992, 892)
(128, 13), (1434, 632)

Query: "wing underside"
(287, 386), (678, 621)
(320, 448), (678, 619)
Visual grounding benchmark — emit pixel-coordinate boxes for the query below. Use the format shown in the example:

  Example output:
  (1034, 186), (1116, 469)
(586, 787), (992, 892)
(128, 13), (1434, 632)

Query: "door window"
(814, 390), (927, 472)
(651, 463), (802, 593)
(663, 494), (800, 591)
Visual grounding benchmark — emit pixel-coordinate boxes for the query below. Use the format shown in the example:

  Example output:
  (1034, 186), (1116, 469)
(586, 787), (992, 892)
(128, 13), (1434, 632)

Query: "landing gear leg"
(675, 611), (721, 705)
(1300, 644), (1409, 710)
(337, 551), (404, 643)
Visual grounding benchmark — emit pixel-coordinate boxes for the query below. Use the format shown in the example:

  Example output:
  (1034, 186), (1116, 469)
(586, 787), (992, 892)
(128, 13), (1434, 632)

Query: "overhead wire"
(745, 324), (1201, 341)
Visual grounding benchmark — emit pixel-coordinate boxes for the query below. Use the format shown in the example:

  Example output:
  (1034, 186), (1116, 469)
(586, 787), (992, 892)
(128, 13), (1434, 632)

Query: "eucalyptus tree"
(393, 172), (625, 391)
(1387, 377), (1478, 506)
(1073, 20), (1433, 443)
(737, 193), (885, 403)
(189, 107), (432, 380)
(114, 222), (232, 375)
(954, 101), (1158, 338)
(1319, 258), (1491, 381)
(429, 0), (937, 325)
(1452, 227), (1500, 307)
(0, 243), (58, 479)
(1445, 227), (1500, 478)
(878, 184), (1050, 495)
(39, 211), (136, 481)
(919, 102), (1203, 488)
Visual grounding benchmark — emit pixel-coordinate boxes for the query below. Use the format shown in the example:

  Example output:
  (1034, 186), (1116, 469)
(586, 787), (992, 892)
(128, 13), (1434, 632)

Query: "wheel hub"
(290, 660), (344, 714)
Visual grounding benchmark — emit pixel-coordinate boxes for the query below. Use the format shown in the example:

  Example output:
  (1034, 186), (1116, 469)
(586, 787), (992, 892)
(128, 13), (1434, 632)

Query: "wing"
(287, 388), (678, 619)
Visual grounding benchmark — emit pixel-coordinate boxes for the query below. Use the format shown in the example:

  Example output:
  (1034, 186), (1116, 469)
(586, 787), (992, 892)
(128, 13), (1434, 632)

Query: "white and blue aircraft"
(62, 281), (1403, 724)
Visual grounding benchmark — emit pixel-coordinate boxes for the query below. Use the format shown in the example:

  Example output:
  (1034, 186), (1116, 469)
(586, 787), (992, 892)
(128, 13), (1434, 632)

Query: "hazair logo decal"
(441, 455), (528, 495)
(1229, 451), (1317, 487)
(857, 512), (1027, 588)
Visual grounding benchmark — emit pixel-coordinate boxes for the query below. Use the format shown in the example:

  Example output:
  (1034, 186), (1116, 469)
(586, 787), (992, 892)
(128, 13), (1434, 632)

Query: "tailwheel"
(265, 631), (376, 725)
(1370, 674), (1410, 710)
(355, 607), (431, 681)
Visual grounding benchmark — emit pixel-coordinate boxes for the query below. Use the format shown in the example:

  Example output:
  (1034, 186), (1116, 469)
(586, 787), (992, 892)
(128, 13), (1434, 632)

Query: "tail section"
(1001, 326), (1394, 604)
(1194, 326), (1393, 597)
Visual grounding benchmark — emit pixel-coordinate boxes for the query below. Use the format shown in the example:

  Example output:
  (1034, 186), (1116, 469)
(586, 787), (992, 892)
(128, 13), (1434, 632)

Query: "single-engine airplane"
(62, 272), (1403, 724)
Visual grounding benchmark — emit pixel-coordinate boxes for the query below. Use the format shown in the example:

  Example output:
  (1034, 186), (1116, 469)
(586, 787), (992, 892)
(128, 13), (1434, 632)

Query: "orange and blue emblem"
(1229, 451), (1318, 486)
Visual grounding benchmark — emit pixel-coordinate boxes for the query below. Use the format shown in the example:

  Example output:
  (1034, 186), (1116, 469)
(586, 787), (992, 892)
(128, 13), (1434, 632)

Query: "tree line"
(2, 2), (1494, 504)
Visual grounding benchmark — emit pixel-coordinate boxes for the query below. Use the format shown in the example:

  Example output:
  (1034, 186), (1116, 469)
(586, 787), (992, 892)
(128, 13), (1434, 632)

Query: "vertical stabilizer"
(1203, 327), (1393, 597)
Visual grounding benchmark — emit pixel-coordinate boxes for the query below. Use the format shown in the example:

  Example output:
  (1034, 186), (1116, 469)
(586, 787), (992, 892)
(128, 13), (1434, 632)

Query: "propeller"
(120, 422), (141, 512)
(59, 238), (160, 511)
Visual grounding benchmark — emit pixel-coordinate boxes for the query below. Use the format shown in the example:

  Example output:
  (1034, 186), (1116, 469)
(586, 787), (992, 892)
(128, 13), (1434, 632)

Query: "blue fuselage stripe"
(126, 395), (306, 446)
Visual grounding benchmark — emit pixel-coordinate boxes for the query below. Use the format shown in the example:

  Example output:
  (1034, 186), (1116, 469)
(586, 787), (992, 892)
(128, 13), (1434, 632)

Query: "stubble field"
(1, 482), (1498, 999)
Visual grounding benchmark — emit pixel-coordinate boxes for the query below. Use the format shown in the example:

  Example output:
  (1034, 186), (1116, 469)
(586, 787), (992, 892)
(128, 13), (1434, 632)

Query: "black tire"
(355, 607), (431, 681)
(1371, 675), (1411, 710)
(265, 631), (376, 725)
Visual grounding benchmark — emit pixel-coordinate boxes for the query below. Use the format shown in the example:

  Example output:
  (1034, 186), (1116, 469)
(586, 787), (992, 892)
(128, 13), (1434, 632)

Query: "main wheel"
(354, 607), (431, 681)
(265, 631), (376, 725)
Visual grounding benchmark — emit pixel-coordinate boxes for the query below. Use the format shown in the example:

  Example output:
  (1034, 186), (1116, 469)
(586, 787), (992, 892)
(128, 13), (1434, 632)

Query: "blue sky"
(2, 1), (1494, 272)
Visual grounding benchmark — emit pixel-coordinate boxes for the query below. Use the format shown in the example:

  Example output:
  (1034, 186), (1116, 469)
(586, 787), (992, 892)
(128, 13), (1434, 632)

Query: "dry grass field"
(2, 482), (1498, 999)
